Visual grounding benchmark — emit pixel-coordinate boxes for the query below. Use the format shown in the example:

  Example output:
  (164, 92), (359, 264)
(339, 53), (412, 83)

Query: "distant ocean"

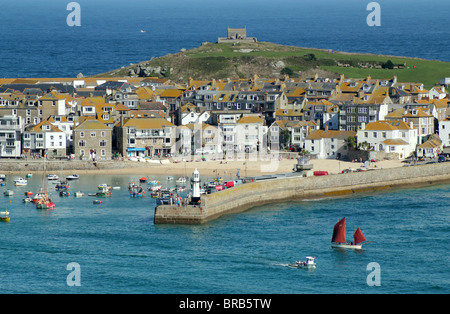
(1, 0), (450, 78)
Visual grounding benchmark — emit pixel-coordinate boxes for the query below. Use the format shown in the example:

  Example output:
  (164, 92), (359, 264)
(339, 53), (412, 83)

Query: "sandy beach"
(80, 157), (406, 178)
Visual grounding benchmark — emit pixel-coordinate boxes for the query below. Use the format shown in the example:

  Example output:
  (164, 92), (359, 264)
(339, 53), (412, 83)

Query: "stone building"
(73, 119), (112, 160)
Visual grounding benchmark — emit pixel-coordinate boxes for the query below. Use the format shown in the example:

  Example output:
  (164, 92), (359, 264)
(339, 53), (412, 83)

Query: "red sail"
(353, 227), (366, 245)
(331, 217), (346, 243)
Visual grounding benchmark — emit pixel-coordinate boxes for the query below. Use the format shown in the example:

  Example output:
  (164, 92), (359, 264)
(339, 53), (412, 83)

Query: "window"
(80, 132), (84, 138)
(78, 140), (86, 147)
(101, 149), (105, 156)
(364, 132), (368, 138)
(99, 140), (107, 147)
(382, 132), (386, 138)
(90, 132), (96, 137)
(373, 132), (377, 138)
(101, 131), (105, 137)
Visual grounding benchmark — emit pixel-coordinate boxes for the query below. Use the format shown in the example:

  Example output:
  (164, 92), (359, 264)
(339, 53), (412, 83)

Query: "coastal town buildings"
(0, 74), (448, 162)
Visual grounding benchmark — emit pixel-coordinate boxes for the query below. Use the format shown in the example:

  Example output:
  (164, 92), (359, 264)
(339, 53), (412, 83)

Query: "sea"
(0, 174), (449, 294)
(0, 0), (449, 295)
(0, 0), (450, 78)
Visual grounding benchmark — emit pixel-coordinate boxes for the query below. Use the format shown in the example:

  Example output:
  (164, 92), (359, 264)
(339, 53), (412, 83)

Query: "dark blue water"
(0, 174), (448, 293)
(1, 0), (450, 78)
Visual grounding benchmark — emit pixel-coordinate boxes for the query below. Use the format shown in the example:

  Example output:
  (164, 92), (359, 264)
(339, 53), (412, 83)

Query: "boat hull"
(331, 243), (363, 250)
(0, 217), (10, 222)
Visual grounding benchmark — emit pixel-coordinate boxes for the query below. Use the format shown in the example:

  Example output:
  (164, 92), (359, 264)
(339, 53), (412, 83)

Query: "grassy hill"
(96, 41), (450, 88)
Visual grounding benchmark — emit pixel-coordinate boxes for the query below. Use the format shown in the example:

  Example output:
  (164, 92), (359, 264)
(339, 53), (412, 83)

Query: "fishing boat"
(129, 182), (145, 197)
(93, 200), (102, 205)
(74, 191), (85, 198)
(36, 195), (55, 210)
(0, 174), (6, 182)
(36, 159), (55, 210)
(288, 257), (316, 269)
(66, 174), (79, 180)
(331, 217), (367, 250)
(96, 185), (112, 198)
(55, 180), (70, 191)
(47, 174), (59, 180)
(59, 190), (70, 197)
(14, 177), (28, 186)
(0, 211), (10, 222)
(3, 190), (14, 196)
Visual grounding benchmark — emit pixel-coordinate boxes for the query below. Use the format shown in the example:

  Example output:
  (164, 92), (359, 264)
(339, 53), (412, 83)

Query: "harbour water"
(0, 174), (448, 293)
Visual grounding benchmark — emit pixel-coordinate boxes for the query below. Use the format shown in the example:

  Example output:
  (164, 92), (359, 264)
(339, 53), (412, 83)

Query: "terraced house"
(73, 119), (112, 160)
(116, 118), (176, 158)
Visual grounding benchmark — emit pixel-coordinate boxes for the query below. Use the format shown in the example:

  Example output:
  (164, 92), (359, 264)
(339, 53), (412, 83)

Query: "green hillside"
(96, 41), (450, 88)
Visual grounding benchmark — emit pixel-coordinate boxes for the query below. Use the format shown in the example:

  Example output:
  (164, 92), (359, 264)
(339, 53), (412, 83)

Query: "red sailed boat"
(331, 217), (367, 250)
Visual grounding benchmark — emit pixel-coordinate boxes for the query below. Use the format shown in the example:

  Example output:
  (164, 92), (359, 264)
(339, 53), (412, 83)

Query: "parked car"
(438, 155), (446, 163)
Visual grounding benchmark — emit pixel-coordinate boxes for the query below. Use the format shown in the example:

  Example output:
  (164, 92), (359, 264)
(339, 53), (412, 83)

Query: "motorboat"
(23, 197), (33, 203)
(93, 200), (102, 205)
(66, 174), (79, 180)
(74, 191), (85, 198)
(47, 174), (59, 180)
(331, 217), (367, 250)
(0, 211), (10, 222)
(14, 177), (28, 186)
(289, 257), (316, 269)
(3, 190), (14, 196)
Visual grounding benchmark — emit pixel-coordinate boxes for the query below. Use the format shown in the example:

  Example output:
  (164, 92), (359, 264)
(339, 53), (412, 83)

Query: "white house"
(357, 120), (418, 159)
(304, 127), (356, 159)
(181, 104), (211, 125)
(235, 115), (267, 153)
(439, 117), (450, 147)
(429, 86), (447, 100)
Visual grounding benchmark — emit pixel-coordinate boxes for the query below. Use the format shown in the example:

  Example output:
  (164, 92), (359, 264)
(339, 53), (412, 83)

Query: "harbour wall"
(154, 162), (450, 224)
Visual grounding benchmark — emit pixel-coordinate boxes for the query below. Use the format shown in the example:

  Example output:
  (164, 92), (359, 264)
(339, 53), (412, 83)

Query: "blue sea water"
(0, 0), (450, 78)
(0, 174), (448, 294)
(0, 0), (449, 295)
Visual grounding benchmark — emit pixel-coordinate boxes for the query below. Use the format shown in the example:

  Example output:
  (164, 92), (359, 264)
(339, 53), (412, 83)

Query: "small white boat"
(3, 190), (14, 196)
(14, 177), (28, 186)
(289, 257), (316, 269)
(167, 176), (174, 181)
(112, 186), (121, 190)
(23, 197), (33, 203)
(66, 174), (79, 180)
(176, 177), (187, 183)
(74, 191), (85, 198)
(47, 174), (59, 180)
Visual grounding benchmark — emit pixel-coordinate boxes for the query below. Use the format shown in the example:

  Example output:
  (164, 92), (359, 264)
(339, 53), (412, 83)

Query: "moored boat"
(93, 200), (102, 205)
(0, 211), (10, 222)
(96, 185), (112, 197)
(14, 177), (28, 186)
(3, 190), (14, 196)
(66, 174), (79, 180)
(74, 191), (85, 198)
(47, 174), (59, 180)
(55, 180), (70, 191)
(331, 217), (367, 250)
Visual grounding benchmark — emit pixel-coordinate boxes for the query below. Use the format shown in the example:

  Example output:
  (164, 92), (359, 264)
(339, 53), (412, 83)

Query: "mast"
(331, 217), (347, 244)
(353, 227), (366, 245)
